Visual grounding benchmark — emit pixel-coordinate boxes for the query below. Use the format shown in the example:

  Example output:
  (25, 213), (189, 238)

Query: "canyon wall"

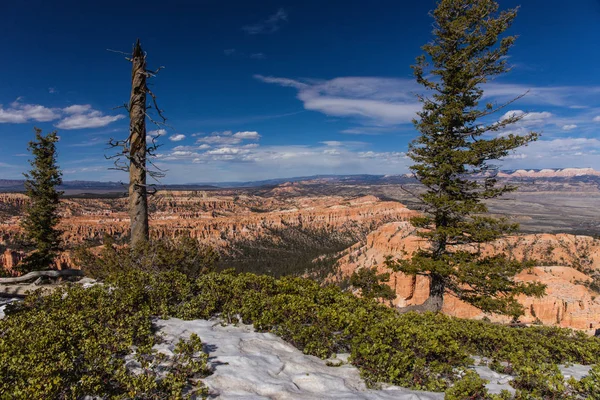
(0, 192), (418, 269)
(335, 221), (600, 331)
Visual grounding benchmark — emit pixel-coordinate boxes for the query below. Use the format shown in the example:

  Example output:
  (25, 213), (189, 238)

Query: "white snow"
(0, 297), (19, 319)
(0, 299), (593, 398)
(155, 318), (444, 399)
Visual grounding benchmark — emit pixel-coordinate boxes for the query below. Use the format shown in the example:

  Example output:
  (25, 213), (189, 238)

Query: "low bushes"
(0, 281), (210, 399)
(2, 269), (600, 398)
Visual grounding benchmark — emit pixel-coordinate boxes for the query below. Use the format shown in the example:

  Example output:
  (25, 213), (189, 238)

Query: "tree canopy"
(386, 0), (545, 317)
(19, 128), (63, 272)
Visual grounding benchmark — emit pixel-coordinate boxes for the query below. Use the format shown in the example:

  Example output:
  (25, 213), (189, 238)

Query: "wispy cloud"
(562, 124), (578, 131)
(223, 49), (266, 60)
(154, 136), (413, 183)
(194, 130), (260, 146)
(483, 83), (600, 107)
(56, 107), (125, 130)
(169, 134), (186, 142)
(504, 137), (600, 169)
(191, 111), (303, 126)
(254, 75), (422, 125)
(500, 110), (553, 125)
(256, 75), (600, 140)
(147, 129), (166, 142)
(242, 8), (288, 35)
(68, 137), (106, 147)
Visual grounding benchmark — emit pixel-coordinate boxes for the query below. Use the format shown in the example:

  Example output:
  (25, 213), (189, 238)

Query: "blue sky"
(1, 0), (599, 183)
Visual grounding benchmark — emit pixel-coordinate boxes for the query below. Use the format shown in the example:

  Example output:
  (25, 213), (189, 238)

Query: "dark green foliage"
(3, 269), (600, 398)
(572, 364), (600, 399)
(74, 235), (218, 280)
(18, 128), (63, 272)
(386, 0), (544, 315)
(0, 282), (210, 399)
(510, 364), (576, 399)
(350, 267), (396, 301)
(218, 225), (357, 278)
(445, 370), (493, 400)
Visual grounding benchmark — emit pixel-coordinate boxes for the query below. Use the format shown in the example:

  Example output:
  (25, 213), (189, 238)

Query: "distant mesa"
(2, 168), (599, 193)
(498, 168), (600, 179)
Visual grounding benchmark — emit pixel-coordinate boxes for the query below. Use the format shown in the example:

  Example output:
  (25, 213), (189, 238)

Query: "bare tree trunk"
(128, 40), (148, 247)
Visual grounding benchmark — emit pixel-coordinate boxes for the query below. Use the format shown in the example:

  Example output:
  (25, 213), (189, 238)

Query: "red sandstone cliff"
(334, 221), (600, 331)
(0, 192), (418, 270)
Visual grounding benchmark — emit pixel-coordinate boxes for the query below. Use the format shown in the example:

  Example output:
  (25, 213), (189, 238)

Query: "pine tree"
(386, 0), (545, 317)
(19, 128), (63, 272)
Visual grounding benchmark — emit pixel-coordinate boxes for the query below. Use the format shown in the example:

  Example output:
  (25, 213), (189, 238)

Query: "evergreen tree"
(350, 267), (397, 302)
(386, 0), (545, 317)
(19, 128), (63, 272)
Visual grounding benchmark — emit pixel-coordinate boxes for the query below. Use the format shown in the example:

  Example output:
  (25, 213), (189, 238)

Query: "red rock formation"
(0, 192), (418, 271)
(0, 249), (24, 276)
(334, 221), (600, 331)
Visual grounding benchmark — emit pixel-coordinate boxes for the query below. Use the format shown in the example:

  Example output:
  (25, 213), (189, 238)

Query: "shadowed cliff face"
(333, 221), (600, 331)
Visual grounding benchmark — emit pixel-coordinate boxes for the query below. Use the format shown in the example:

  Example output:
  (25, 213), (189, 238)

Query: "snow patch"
(156, 318), (444, 399)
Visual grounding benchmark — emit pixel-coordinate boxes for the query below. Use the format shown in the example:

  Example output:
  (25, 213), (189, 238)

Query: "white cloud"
(56, 111), (125, 130)
(255, 75), (423, 125)
(340, 127), (396, 135)
(196, 131), (261, 145)
(500, 110), (553, 125)
(171, 151), (194, 157)
(256, 75), (600, 129)
(196, 135), (241, 145)
(156, 133), (417, 183)
(242, 8), (288, 34)
(484, 83), (600, 107)
(169, 134), (186, 142)
(0, 100), (60, 123)
(63, 104), (92, 114)
(233, 131), (260, 140)
(206, 147), (250, 156)
(320, 141), (343, 147)
(594, 116), (600, 122)
(0, 99), (125, 129)
(502, 137), (600, 169)
(147, 129), (165, 142)
(562, 124), (578, 131)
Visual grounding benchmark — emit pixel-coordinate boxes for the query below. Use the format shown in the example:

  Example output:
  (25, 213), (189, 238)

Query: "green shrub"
(3, 269), (600, 398)
(444, 370), (490, 399)
(74, 235), (218, 280)
(350, 266), (397, 301)
(0, 281), (210, 399)
(510, 363), (575, 399)
(572, 363), (600, 399)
